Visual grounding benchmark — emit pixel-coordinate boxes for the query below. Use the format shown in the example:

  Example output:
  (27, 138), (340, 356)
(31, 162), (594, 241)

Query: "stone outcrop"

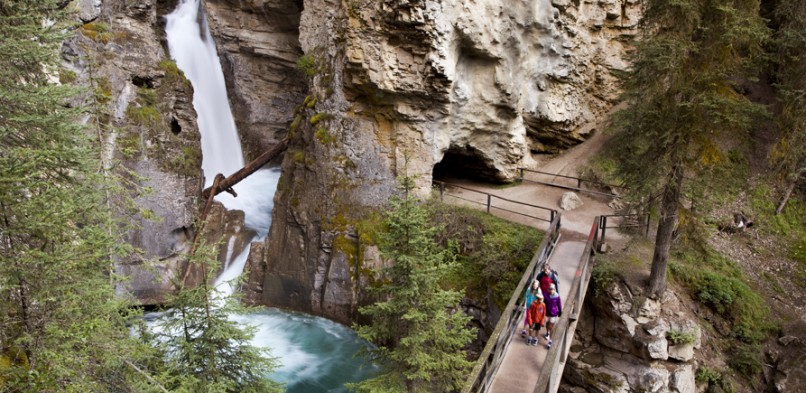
(561, 191), (585, 211)
(199, 0), (642, 323)
(204, 0), (309, 161)
(563, 279), (702, 392)
(62, 0), (204, 304)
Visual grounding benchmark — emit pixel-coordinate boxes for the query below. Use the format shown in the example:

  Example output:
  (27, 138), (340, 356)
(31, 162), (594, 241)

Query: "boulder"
(560, 192), (584, 211)
(670, 364), (695, 393)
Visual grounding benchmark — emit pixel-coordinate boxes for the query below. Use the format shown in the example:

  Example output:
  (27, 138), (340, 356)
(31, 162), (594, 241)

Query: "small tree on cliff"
(146, 241), (283, 393)
(610, 0), (769, 297)
(351, 174), (475, 393)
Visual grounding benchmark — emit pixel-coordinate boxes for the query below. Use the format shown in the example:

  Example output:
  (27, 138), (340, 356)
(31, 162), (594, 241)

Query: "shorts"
(531, 323), (542, 330)
(548, 316), (559, 324)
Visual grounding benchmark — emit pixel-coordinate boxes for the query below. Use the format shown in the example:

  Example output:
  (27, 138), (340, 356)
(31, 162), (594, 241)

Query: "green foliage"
(315, 127), (335, 144)
(158, 59), (185, 80)
(696, 366), (735, 393)
(297, 54), (316, 77)
(769, 0), (806, 204)
(59, 68), (77, 84)
(429, 202), (542, 308)
(669, 249), (776, 343)
(310, 111), (333, 125)
(0, 2), (154, 390)
(607, 0), (770, 295)
(352, 172), (476, 392)
(81, 22), (113, 43)
(667, 329), (696, 345)
(727, 343), (763, 378)
(127, 104), (161, 126)
(591, 260), (619, 296)
(146, 242), (283, 392)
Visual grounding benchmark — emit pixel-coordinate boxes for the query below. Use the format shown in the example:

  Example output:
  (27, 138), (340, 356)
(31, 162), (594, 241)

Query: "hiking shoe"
(521, 329), (527, 338)
(544, 333), (550, 340)
(532, 339), (538, 346)
(547, 339), (553, 349)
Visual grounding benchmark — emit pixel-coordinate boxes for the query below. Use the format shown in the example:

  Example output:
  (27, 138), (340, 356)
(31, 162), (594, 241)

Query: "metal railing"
(434, 180), (558, 223)
(598, 214), (650, 249)
(517, 168), (625, 199)
(461, 214), (562, 393)
(533, 217), (600, 393)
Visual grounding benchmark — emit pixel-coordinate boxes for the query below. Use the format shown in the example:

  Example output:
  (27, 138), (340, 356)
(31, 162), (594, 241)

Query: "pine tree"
(147, 241), (283, 393)
(351, 174), (475, 393)
(610, 0), (769, 297)
(770, 0), (806, 214)
(0, 1), (159, 391)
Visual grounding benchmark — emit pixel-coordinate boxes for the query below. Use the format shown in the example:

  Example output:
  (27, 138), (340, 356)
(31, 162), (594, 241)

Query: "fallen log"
(201, 138), (288, 199)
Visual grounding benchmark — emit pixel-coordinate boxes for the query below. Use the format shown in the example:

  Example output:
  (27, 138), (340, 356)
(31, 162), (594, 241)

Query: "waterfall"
(164, 1), (377, 390)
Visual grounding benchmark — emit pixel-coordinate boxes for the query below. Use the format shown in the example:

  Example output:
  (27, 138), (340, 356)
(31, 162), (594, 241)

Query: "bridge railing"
(533, 216), (600, 393)
(599, 214), (650, 248)
(434, 181), (558, 224)
(461, 214), (562, 393)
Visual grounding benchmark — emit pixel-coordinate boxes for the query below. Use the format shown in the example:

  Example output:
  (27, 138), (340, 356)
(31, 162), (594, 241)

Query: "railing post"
(600, 216), (607, 249)
(487, 194), (492, 213)
(519, 167), (524, 181)
(439, 182), (445, 201)
(577, 178), (582, 188)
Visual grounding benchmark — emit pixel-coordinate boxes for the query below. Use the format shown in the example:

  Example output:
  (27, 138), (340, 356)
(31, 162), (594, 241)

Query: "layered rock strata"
(219, 0), (642, 323)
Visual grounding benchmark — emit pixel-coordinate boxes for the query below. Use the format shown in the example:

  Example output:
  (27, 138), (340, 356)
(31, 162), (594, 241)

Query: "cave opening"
(432, 146), (503, 184)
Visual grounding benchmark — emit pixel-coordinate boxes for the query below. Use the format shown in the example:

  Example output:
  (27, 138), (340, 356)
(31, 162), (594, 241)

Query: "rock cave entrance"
(432, 146), (503, 184)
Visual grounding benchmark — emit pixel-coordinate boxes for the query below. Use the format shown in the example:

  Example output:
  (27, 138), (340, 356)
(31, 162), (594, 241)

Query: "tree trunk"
(648, 164), (683, 298)
(775, 167), (804, 215)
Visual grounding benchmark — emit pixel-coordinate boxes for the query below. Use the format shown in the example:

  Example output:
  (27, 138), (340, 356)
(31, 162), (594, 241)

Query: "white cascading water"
(164, 1), (376, 390)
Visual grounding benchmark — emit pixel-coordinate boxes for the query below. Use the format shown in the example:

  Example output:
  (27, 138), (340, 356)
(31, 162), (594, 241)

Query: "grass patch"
(310, 112), (333, 125)
(669, 248), (776, 343)
(429, 202), (543, 308)
(80, 22), (113, 43)
(127, 105), (160, 126)
(727, 342), (763, 378)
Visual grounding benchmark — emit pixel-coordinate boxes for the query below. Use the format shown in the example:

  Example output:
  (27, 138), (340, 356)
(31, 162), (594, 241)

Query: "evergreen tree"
(770, 0), (806, 214)
(610, 0), (769, 297)
(0, 1), (159, 391)
(147, 241), (283, 393)
(351, 174), (475, 393)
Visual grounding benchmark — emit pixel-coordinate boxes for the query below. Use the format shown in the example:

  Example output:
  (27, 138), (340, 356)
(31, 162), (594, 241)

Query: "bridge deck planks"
(488, 237), (587, 393)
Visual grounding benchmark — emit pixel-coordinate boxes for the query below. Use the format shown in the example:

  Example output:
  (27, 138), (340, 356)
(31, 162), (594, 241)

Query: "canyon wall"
(198, 0), (641, 323)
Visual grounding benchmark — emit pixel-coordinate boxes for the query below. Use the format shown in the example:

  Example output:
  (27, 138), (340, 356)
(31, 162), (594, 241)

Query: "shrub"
(696, 366), (735, 393)
(315, 128), (334, 144)
(667, 329), (696, 345)
(297, 54), (316, 77)
(591, 260), (618, 296)
(310, 112), (333, 125)
(727, 343), (763, 378)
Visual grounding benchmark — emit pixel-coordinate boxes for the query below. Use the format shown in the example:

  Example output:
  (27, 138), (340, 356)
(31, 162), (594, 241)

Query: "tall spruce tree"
(611, 0), (769, 297)
(0, 1), (160, 391)
(351, 174), (475, 393)
(771, 0), (806, 214)
(147, 241), (283, 393)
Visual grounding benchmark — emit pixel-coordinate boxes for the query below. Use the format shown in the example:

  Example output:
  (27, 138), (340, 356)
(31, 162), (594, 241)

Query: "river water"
(164, 1), (376, 390)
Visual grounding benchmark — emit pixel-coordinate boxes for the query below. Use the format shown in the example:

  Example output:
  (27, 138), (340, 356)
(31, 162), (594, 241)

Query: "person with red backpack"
(536, 263), (560, 297)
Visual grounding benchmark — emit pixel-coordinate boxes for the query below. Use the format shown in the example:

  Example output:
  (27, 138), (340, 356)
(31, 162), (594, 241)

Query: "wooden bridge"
(434, 169), (647, 393)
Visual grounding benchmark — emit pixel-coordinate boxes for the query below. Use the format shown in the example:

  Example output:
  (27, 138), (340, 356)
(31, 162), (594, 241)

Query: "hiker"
(526, 291), (547, 346)
(544, 283), (562, 349)
(537, 263), (560, 297)
(521, 281), (539, 339)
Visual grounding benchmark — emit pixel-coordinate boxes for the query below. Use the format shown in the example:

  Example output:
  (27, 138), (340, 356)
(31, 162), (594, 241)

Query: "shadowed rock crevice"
(434, 145), (504, 183)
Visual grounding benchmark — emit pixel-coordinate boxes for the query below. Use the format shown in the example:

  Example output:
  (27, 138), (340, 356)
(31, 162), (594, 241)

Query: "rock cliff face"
(64, 0), (252, 304)
(204, 0), (309, 161)
(563, 282), (700, 393)
(63, 0), (203, 304)
(199, 0), (642, 323)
